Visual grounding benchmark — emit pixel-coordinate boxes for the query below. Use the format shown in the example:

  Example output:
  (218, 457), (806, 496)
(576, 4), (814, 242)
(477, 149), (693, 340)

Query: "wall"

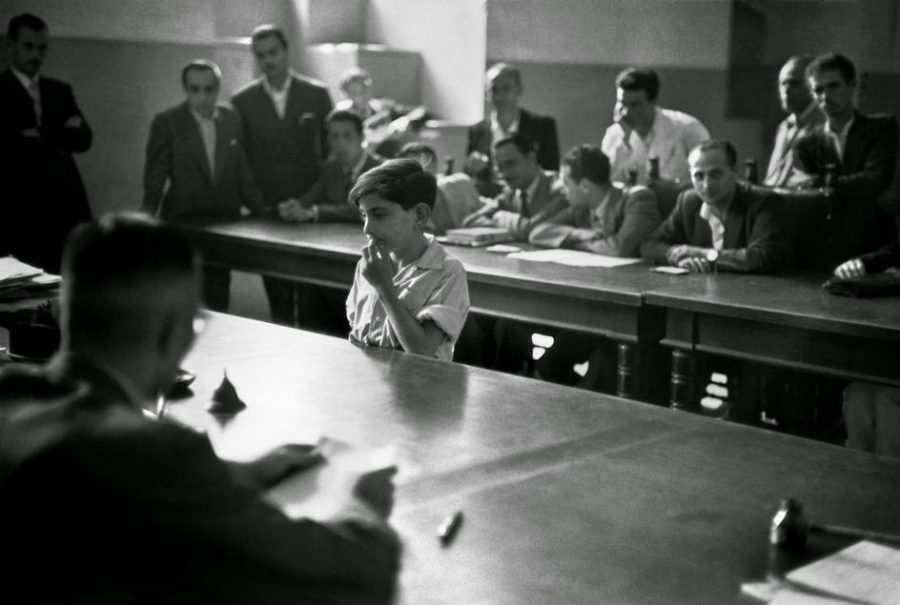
(366, 0), (486, 123)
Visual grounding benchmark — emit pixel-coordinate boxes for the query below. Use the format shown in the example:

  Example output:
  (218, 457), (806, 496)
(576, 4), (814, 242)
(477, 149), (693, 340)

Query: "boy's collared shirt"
(346, 235), (469, 362)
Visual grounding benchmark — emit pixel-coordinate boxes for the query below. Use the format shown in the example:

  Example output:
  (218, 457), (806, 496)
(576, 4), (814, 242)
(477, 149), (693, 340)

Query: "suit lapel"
(722, 187), (747, 250)
(179, 104), (213, 185)
(529, 172), (549, 214)
(213, 113), (229, 186)
(841, 112), (865, 171)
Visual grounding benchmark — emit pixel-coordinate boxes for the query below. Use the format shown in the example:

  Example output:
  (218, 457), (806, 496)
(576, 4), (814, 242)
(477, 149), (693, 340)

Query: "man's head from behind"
(182, 59), (221, 118)
(251, 24), (289, 83)
(615, 68), (659, 132)
(561, 144), (611, 209)
(486, 63), (523, 114)
(61, 213), (200, 399)
(493, 134), (539, 191)
(397, 142), (438, 175)
(688, 140), (738, 209)
(806, 53), (857, 121)
(777, 55), (815, 115)
(326, 109), (365, 165)
(7, 13), (48, 78)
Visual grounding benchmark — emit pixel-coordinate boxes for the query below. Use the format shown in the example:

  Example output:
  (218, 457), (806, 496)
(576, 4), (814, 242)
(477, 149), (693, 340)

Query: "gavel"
(770, 498), (900, 552)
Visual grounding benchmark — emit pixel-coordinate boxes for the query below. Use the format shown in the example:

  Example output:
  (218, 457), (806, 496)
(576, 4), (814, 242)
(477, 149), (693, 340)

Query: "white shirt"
(764, 102), (826, 187)
(490, 109), (520, 145)
(824, 115), (855, 161)
(346, 235), (470, 362)
(699, 201), (729, 251)
(11, 66), (41, 125)
(602, 106), (709, 184)
(262, 73), (293, 119)
(191, 107), (219, 177)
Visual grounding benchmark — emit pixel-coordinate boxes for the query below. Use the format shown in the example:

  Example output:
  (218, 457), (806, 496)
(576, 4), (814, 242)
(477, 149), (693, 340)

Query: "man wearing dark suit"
(467, 63), (560, 172)
(277, 110), (382, 336)
(232, 25), (333, 326)
(142, 60), (264, 312)
(642, 139), (786, 274)
(0, 214), (400, 604)
(791, 53), (899, 264)
(0, 13), (92, 273)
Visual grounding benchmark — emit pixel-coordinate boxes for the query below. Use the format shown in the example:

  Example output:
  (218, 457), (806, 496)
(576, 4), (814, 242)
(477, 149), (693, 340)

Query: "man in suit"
(0, 13), (92, 273)
(467, 63), (560, 176)
(142, 59), (264, 312)
(232, 25), (334, 326)
(792, 52), (899, 263)
(642, 139), (787, 274)
(0, 214), (400, 604)
(764, 55), (827, 187)
(276, 110), (381, 336)
(601, 68), (709, 186)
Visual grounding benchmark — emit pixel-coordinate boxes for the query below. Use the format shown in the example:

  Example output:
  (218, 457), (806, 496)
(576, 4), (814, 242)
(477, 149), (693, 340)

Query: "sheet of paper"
(776, 541), (900, 605)
(0, 256), (43, 283)
(651, 266), (690, 275)
(506, 249), (644, 268)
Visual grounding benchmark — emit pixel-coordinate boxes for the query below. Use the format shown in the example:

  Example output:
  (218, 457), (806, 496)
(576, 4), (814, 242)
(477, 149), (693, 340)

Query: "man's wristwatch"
(706, 248), (719, 270)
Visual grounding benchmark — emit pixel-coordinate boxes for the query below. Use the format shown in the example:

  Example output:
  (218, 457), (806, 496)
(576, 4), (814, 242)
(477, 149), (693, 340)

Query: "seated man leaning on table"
(346, 159), (470, 362)
(833, 241), (900, 458)
(0, 214), (400, 604)
(641, 139), (787, 273)
(463, 133), (568, 241)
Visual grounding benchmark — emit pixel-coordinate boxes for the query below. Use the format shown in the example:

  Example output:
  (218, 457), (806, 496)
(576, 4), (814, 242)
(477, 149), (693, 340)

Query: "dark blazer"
(142, 102), (263, 221)
(0, 354), (400, 604)
(793, 111), (899, 259)
(0, 69), (92, 272)
(232, 75), (333, 207)
(641, 184), (787, 273)
(467, 107), (560, 171)
(298, 153), (382, 222)
(530, 184), (661, 257)
(464, 170), (568, 241)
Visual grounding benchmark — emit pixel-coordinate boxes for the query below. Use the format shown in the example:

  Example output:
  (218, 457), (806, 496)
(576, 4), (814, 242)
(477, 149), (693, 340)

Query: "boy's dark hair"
(806, 52), (857, 84)
(562, 144), (611, 185)
(349, 159), (437, 210)
(493, 133), (536, 157)
(8, 13), (47, 41)
(251, 24), (288, 48)
(690, 139), (738, 169)
(326, 109), (364, 136)
(615, 68), (660, 102)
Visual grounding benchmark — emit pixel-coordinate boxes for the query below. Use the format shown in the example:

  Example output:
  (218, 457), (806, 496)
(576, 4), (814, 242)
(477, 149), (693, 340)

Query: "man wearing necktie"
(764, 55), (826, 188)
(0, 13), (93, 273)
(142, 60), (264, 312)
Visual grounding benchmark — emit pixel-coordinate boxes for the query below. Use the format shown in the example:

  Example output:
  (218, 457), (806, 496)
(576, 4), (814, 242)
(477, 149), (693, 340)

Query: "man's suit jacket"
(530, 184), (661, 257)
(464, 170), (568, 241)
(0, 69), (92, 272)
(467, 108), (560, 171)
(232, 75), (333, 207)
(641, 184), (787, 273)
(298, 152), (382, 222)
(0, 354), (400, 604)
(793, 111), (899, 260)
(142, 102), (263, 221)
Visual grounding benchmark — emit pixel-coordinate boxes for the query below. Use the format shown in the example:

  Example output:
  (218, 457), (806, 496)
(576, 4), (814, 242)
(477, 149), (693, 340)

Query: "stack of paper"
(0, 257), (61, 301)
(506, 248), (644, 268)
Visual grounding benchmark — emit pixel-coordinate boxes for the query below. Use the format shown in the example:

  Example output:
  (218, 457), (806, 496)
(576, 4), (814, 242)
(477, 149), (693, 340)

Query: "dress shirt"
(11, 66), (41, 126)
(824, 116), (855, 161)
(191, 107), (219, 177)
(764, 102), (826, 187)
(261, 73), (292, 119)
(490, 109), (520, 145)
(602, 106), (710, 184)
(699, 201), (729, 251)
(346, 235), (470, 362)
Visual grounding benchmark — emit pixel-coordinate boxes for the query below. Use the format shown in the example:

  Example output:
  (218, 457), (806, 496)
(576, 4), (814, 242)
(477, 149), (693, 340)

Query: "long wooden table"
(169, 313), (900, 604)
(172, 218), (666, 399)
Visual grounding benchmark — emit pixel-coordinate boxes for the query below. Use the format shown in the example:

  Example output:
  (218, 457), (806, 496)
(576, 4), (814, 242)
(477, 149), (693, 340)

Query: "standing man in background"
(0, 13), (93, 273)
(232, 24), (333, 326)
(601, 68), (709, 186)
(143, 60), (263, 312)
(764, 55), (826, 187)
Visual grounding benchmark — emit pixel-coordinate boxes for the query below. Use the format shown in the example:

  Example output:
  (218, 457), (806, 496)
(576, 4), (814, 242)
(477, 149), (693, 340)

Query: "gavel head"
(770, 498), (809, 552)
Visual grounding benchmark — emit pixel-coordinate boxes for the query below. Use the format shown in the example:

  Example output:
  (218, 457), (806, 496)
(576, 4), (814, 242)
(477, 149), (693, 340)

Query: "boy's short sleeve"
(414, 260), (469, 344)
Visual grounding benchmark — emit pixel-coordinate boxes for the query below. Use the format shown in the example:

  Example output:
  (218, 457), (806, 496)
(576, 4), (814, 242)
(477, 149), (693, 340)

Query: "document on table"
(0, 256), (43, 284)
(506, 249), (644, 268)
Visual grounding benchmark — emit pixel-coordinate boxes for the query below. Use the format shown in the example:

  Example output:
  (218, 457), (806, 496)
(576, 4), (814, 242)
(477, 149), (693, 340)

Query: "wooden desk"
(644, 272), (900, 409)
(170, 313), (900, 604)
(171, 218), (666, 399)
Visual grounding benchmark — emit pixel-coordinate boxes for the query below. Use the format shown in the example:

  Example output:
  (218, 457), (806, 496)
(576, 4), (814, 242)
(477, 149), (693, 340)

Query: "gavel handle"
(811, 523), (900, 545)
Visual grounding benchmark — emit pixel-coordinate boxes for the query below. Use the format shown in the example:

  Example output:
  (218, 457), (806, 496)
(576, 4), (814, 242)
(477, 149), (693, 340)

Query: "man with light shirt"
(142, 59), (264, 311)
(764, 55), (827, 187)
(232, 24), (333, 326)
(641, 139), (786, 273)
(601, 68), (709, 185)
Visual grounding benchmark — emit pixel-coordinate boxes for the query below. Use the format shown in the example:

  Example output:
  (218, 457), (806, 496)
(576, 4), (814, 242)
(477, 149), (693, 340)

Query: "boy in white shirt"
(346, 159), (470, 361)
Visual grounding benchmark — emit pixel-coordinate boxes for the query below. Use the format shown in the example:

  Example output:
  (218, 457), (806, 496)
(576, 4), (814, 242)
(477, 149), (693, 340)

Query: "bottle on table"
(648, 156), (660, 182)
(744, 158), (759, 185)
